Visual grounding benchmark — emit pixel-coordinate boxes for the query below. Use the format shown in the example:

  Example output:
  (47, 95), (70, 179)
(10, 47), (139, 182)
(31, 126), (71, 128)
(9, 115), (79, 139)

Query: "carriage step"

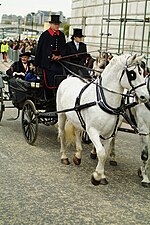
(118, 127), (135, 134)
(38, 111), (57, 118)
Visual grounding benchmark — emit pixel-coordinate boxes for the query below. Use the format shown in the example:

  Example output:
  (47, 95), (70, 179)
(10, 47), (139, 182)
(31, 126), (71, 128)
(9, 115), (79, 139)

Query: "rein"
(58, 61), (90, 83)
(48, 50), (98, 60)
(59, 60), (136, 98)
(60, 59), (101, 75)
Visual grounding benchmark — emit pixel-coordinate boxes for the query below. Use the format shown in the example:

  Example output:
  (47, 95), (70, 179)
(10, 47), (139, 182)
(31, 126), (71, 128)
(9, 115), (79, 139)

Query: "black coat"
(34, 30), (66, 70)
(6, 59), (34, 79)
(65, 40), (87, 75)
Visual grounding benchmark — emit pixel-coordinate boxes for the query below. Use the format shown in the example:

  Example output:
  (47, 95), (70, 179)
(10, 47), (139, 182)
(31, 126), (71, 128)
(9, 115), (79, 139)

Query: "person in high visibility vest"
(1, 41), (9, 62)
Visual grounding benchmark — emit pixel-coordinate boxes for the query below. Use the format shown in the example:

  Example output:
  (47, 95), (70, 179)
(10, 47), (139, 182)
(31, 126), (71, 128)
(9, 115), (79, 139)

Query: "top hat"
(72, 28), (84, 38)
(49, 15), (62, 24)
(19, 52), (31, 57)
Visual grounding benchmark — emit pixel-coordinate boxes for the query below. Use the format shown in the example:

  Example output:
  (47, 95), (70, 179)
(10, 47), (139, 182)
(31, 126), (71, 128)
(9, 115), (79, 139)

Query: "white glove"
(20, 72), (25, 76)
(13, 72), (25, 76)
(13, 72), (17, 76)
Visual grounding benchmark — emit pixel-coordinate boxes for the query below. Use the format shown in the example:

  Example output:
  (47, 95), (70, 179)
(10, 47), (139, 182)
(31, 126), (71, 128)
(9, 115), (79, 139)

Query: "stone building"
(69, 0), (150, 65)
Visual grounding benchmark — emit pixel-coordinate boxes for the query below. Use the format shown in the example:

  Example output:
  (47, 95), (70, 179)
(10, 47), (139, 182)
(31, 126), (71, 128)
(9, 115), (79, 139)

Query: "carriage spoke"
(22, 100), (38, 145)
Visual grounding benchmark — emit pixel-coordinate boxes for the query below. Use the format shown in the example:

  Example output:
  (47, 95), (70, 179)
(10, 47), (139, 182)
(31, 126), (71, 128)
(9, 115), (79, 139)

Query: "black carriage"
(0, 70), (67, 145)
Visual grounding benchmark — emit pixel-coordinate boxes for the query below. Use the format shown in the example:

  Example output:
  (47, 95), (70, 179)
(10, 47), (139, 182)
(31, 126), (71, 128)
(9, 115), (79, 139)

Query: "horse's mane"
(100, 54), (144, 80)
(100, 54), (121, 77)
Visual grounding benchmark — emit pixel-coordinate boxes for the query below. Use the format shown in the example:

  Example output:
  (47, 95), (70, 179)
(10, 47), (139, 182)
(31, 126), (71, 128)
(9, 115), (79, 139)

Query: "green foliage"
(63, 24), (70, 37)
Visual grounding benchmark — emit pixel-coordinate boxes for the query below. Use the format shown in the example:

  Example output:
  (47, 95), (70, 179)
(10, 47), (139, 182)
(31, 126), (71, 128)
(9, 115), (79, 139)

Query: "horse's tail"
(65, 120), (76, 147)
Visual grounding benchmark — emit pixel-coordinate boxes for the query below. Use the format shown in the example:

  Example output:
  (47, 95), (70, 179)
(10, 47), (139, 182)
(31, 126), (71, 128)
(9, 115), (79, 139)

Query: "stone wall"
(70, 0), (150, 65)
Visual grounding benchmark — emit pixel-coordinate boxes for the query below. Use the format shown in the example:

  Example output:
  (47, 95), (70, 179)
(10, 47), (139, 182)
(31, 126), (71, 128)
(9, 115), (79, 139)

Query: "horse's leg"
(58, 113), (70, 165)
(73, 129), (83, 165)
(139, 134), (150, 187)
(88, 128), (109, 185)
(90, 146), (97, 159)
(90, 136), (118, 166)
(109, 137), (118, 166)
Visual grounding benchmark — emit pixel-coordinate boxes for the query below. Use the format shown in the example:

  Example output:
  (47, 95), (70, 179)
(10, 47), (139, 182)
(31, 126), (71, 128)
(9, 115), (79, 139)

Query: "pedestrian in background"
(1, 41), (9, 62)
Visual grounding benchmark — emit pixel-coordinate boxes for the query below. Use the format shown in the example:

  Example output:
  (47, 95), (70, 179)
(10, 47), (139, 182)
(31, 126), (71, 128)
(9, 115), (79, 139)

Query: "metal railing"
(7, 48), (19, 62)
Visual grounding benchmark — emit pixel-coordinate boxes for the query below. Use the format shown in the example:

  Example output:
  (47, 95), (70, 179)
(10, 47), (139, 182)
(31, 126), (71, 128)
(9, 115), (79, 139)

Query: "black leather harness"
(57, 62), (146, 139)
(74, 77), (135, 140)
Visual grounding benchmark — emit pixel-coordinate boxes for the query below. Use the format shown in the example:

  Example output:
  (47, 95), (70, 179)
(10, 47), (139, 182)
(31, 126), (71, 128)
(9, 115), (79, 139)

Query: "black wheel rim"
(22, 101), (38, 144)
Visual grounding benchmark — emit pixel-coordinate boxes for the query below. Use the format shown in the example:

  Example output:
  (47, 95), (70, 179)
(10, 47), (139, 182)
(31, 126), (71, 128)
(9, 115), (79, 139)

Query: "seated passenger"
(6, 52), (35, 80)
(6, 52), (36, 100)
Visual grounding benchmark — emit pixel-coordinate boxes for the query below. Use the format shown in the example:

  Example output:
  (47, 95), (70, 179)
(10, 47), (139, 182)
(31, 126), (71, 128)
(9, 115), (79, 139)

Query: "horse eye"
(129, 70), (136, 80)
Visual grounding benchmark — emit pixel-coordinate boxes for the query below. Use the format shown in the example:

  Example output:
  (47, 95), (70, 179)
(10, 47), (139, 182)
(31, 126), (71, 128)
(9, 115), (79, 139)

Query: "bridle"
(119, 63), (146, 93)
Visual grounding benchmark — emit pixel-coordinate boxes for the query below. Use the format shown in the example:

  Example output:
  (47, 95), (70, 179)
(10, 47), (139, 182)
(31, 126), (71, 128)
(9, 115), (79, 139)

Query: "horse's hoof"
(138, 168), (143, 178)
(141, 182), (150, 188)
(110, 160), (117, 166)
(73, 154), (81, 165)
(99, 178), (108, 185)
(90, 152), (97, 160)
(91, 175), (100, 186)
(61, 158), (70, 165)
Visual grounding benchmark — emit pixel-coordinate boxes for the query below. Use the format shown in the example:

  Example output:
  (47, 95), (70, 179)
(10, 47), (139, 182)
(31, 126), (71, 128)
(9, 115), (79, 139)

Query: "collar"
(48, 27), (60, 36)
(74, 41), (79, 45)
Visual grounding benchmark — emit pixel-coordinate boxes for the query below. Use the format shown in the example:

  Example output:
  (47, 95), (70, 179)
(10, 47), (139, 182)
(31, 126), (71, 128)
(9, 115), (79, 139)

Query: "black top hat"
(19, 52), (31, 57)
(49, 15), (62, 24)
(72, 28), (84, 38)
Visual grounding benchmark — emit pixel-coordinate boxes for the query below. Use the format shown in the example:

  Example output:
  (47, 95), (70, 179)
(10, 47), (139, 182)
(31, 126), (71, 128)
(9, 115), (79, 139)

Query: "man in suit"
(34, 15), (66, 91)
(6, 51), (35, 101)
(6, 52), (34, 79)
(65, 28), (88, 76)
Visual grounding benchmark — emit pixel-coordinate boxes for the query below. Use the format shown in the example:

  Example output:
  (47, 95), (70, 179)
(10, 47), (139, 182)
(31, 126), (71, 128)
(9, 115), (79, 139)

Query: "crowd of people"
(0, 38), (38, 63)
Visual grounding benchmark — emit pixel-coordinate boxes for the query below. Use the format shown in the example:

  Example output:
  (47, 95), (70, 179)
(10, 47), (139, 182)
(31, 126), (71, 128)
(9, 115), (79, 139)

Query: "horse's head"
(119, 54), (149, 103)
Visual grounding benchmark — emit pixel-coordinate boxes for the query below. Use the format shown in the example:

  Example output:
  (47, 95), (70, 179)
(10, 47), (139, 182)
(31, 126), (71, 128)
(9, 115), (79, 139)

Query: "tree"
(63, 24), (70, 37)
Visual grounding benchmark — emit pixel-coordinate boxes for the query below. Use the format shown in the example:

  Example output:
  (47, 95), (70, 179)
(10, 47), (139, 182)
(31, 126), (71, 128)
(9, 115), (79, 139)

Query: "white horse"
(56, 54), (149, 185)
(108, 84), (150, 187)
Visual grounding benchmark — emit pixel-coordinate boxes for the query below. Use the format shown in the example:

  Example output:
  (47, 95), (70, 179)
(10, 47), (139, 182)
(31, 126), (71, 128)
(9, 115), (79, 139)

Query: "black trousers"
(44, 61), (64, 87)
(44, 61), (66, 101)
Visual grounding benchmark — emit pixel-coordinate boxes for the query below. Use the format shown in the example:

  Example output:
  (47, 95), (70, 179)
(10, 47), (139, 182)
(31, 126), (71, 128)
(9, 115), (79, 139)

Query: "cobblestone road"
(0, 61), (150, 225)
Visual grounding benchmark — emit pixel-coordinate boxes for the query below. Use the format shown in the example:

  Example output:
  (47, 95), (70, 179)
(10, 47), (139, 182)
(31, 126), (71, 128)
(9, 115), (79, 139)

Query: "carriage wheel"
(21, 100), (38, 145)
(0, 88), (4, 122)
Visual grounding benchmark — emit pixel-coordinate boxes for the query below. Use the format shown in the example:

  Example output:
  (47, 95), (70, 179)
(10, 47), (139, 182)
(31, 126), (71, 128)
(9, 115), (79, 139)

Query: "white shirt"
(74, 41), (79, 50)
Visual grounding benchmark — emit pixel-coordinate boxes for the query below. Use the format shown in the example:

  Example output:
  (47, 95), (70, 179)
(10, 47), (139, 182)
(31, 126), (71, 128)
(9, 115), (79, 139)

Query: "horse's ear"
(135, 54), (145, 64)
(128, 54), (137, 65)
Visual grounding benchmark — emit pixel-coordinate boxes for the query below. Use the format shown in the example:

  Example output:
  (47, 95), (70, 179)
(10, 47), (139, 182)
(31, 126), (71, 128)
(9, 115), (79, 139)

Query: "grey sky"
(0, 0), (72, 19)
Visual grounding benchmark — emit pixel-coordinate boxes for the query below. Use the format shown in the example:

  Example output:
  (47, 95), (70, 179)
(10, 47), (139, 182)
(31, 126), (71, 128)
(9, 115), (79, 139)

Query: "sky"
(0, 0), (72, 20)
